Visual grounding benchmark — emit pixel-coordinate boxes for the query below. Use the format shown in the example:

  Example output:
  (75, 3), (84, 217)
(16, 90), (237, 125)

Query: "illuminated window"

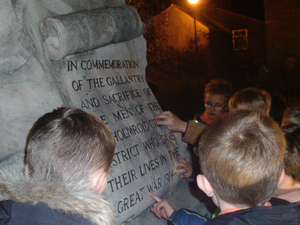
(232, 29), (248, 51)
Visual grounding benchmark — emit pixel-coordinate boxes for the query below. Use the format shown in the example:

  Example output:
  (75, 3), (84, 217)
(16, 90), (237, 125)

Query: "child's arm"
(168, 208), (207, 225)
(155, 111), (187, 133)
(155, 111), (207, 146)
(181, 120), (206, 145)
(176, 156), (193, 179)
(150, 192), (207, 225)
(149, 192), (175, 220)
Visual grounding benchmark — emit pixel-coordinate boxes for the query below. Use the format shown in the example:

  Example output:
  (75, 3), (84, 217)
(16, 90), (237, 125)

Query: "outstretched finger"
(149, 192), (162, 203)
(178, 156), (187, 162)
(155, 111), (170, 119)
(155, 120), (169, 126)
(176, 168), (187, 174)
(177, 162), (187, 168)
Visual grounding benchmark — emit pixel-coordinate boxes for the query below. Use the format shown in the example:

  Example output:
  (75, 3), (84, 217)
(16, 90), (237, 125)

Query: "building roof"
(171, 4), (229, 33)
(170, 4), (265, 33)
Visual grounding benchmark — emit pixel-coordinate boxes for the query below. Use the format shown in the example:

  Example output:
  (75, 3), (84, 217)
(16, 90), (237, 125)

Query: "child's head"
(25, 107), (115, 191)
(281, 124), (300, 183)
(228, 88), (271, 116)
(197, 110), (285, 208)
(281, 107), (300, 127)
(204, 79), (233, 120)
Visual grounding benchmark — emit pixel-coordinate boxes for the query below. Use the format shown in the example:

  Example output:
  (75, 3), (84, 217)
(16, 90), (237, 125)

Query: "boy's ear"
(91, 168), (108, 194)
(197, 174), (214, 197)
(278, 169), (285, 185)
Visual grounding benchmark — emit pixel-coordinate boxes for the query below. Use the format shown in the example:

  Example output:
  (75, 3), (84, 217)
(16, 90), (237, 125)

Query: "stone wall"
(0, 1), (200, 224)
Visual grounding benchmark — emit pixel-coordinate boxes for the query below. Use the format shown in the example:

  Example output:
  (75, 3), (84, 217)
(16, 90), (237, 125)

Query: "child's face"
(204, 94), (228, 120)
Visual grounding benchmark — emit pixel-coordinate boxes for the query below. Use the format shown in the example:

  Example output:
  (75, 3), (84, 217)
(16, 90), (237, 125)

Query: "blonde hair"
(199, 110), (285, 207)
(282, 107), (300, 127)
(25, 107), (115, 185)
(228, 88), (271, 116)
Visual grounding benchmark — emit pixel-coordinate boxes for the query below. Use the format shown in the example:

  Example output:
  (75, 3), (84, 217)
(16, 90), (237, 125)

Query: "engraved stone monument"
(0, 1), (211, 224)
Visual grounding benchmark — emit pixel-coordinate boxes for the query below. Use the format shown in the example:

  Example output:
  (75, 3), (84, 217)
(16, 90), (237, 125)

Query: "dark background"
(126, 0), (298, 122)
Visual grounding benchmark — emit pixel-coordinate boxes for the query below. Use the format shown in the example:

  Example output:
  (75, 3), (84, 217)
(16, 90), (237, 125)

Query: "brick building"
(151, 4), (267, 81)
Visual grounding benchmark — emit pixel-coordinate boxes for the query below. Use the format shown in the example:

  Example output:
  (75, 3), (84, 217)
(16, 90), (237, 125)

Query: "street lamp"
(188, 0), (199, 57)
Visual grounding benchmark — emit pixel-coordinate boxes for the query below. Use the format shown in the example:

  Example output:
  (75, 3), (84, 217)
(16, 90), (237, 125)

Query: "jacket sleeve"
(181, 120), (207, 146)
(168, 208), (207, 225)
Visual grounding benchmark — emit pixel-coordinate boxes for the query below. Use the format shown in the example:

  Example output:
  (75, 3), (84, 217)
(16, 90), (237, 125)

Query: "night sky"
(174, 0), (265, 21)
(226, 0), (265, 21)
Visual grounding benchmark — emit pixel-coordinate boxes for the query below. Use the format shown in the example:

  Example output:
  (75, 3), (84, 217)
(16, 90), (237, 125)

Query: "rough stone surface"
(0, 1), (210, 224)
(123, 178), (215, 225)
(40, 5), (145, 60)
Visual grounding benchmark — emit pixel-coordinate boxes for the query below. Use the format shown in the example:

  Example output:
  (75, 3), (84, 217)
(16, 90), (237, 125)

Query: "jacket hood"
(0, 168), (116, 225)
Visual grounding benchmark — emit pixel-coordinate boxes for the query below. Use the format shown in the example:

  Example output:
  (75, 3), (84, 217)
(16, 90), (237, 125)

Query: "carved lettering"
(168, 147), (180, 160)
(160, 153), (168, 165)
(112, 144), (140, 166)
(164, 169), (178, 185)
(160, 132), (176, 144)
(117, 189), (144, 213)
(102, 89), (142, 104)
(72, 80), (83, 91)
(143, 88), (152, 96)
(139, 158), (160, 176)
(99, 114), (108, 125)
(81, 98), (100, 109)
(142, 138), (159, 151)
(68, 60), (78, 71)
(106, 75), (145, 86)
(147, 101), (161, 112)
(134, 104), (144, 114)
(107, 169), (138, 192)
(113, 120), (155, 142)
(86, 78), (105, 89)
(112, 108), (134, 121)
(146, 177), (162, 192)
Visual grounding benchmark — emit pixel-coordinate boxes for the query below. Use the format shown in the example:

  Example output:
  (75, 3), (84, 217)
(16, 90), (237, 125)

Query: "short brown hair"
(198, 110), (285, 207)
(282, 107), (300, 127)
(281, 124), (300, 182)
(204, 79), (233, 101)
(25, 107), (115, 184)
(228, 88), (271, 116)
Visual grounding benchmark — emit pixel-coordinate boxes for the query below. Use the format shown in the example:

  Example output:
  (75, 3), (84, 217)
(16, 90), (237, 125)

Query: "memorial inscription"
(56, 37), (180, 223)
(0, 2), (190, 224)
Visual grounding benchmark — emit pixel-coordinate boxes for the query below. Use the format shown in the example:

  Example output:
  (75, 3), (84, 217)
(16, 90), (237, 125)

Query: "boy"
(276, 123), (300, 203)
(154, 79), (233, 143)
(151, 110), (300, 224)
(194, 79), (233, 124)
(157, 79), (233, 177)
(159, 88), (272, 178)
(155, 87), (271, 146)
(0, 107), (116, 225)
(228, 87), (271, 115)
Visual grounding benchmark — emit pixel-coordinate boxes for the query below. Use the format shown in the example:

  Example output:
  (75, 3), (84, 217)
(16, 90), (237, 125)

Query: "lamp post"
(188, 0), (199, 57)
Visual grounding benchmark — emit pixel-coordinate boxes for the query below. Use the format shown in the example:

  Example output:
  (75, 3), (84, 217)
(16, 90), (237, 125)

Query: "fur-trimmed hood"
(0, 168), (116, 225)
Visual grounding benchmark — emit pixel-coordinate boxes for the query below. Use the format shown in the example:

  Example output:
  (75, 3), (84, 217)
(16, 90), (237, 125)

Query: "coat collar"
(0, 168), (116, 225)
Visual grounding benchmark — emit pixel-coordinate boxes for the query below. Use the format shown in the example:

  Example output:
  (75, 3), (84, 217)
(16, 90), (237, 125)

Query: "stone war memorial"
(0, 0), (212, 224)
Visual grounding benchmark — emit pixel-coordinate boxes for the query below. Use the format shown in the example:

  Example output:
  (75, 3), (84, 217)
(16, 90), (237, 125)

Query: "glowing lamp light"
(188, 0), (199, 4)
